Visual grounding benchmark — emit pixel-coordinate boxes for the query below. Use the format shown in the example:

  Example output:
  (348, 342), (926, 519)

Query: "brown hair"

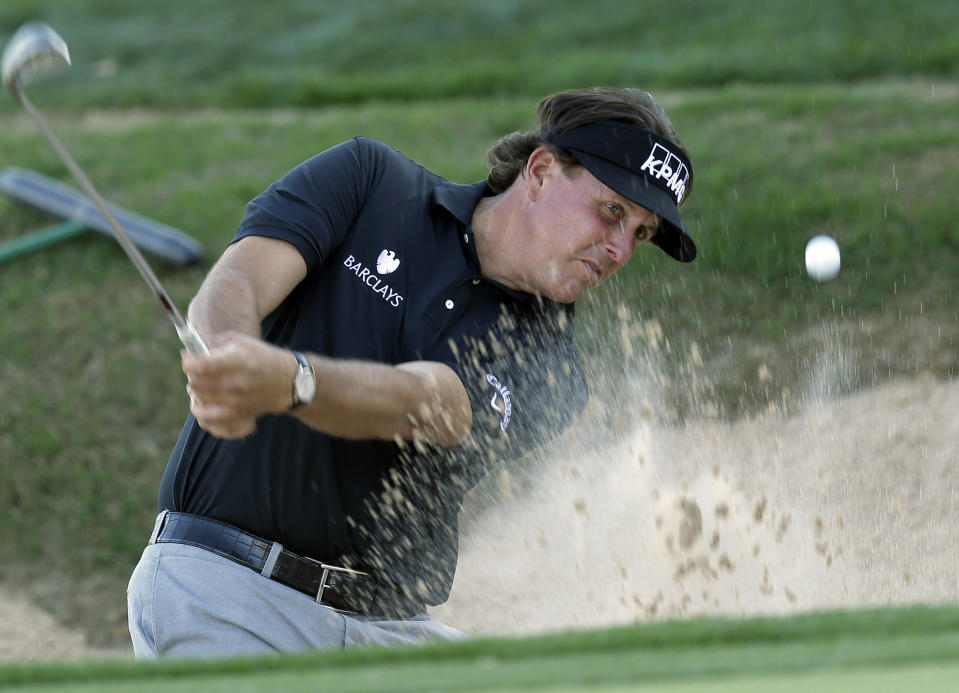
(486, 87), (690, 200)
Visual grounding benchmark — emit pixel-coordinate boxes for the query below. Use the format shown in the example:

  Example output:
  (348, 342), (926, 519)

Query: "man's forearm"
(181, 237), (470, 445)
(183, 334), (472, 446)
(187, 265), (263, 340)
(292, 354), (472, 446)
(187, 235), (307, 340)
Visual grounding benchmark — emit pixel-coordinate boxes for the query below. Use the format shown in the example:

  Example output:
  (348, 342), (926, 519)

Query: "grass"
(0, 1), (958, 109)
(0, 607), (959, 693)
(3, 606), (959, 691)
(0, 0), (957, 654)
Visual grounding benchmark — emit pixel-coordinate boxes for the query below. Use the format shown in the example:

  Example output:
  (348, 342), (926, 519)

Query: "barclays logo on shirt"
(376, 249), (400, 274)
(343, 250), (405, 307)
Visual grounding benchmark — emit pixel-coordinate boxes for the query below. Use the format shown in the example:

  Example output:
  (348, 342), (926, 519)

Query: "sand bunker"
(434, 375), (959, 635)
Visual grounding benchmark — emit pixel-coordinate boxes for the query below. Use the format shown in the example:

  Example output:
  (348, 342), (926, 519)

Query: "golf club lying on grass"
(1, 21), (208, 355)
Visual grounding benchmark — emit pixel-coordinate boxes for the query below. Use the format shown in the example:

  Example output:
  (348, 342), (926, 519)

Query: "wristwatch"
(290, 350), (316, 410)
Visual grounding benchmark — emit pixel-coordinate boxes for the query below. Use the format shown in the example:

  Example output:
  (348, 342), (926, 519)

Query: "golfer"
(127, 87), (696, 657)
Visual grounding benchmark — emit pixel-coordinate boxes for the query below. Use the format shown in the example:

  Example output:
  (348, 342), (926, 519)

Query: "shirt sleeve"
(233, 137), (386, 273)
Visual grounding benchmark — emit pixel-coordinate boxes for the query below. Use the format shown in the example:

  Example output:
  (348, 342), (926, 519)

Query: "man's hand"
(182, 331), (296, 439)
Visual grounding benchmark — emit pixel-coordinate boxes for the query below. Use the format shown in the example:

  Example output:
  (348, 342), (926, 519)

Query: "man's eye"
(604, 202), (622, 217)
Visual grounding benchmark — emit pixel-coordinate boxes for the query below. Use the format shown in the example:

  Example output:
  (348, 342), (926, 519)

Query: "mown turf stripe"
(6, 635), (959, 692)
(2, 606), (959, 690)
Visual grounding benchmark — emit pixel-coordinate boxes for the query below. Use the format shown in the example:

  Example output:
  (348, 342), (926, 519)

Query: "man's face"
(519, 159), (659, 303)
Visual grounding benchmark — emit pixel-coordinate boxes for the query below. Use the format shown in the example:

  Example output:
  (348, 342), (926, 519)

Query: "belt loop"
(148, 509), (170, 544)
(260, 541), (283, 578)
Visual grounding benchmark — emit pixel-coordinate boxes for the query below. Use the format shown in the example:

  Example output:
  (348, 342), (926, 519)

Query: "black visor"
(547, 120), (696, 262)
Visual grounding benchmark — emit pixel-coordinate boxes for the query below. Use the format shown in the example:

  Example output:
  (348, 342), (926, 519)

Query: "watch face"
(294, 368), (316, 403)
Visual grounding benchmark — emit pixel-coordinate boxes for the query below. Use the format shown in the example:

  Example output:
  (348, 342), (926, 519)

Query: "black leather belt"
(149, 511), (414, 617)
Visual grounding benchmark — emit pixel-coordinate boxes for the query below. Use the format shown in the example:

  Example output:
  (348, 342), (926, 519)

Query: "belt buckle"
(315, 562), (367, 607)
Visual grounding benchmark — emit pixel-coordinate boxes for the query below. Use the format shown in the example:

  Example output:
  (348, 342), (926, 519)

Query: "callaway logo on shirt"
(486, 373), (512, 431)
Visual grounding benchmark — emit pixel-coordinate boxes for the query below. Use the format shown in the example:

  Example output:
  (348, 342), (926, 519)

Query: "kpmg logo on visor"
(639, 143), (689, 205)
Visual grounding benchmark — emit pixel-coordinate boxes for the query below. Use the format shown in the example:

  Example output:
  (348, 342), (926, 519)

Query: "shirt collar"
(431, 179), (534, 303)
(431, 179), (488, 225)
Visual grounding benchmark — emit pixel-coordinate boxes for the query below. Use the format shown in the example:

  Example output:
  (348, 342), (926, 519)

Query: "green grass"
(0, 1), (958, 109)
(0, 0), (958, 654)
(2, 606), (959, 691)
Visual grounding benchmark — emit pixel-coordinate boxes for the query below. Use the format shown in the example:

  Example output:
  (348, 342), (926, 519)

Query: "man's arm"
(187, 235), (304, 339)
(182, 235), (473, 446)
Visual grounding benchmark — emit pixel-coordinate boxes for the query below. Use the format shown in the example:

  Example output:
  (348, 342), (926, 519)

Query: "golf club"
(2, 21), (207, 355)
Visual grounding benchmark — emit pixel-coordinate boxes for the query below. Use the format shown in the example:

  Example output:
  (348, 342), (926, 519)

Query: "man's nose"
(604, 225), (634, 268)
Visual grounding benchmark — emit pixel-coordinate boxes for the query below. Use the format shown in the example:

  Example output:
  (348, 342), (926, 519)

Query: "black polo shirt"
(159, 137), (588, 607)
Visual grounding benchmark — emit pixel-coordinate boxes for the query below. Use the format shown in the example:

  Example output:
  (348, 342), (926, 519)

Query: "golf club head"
(1, 21), (70, 93)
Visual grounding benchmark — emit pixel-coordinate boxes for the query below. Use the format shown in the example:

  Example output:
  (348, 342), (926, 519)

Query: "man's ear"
(525, 145), (557, 200)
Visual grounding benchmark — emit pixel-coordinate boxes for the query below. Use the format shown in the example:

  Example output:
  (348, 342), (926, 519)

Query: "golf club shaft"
(15, 85), (208, 355)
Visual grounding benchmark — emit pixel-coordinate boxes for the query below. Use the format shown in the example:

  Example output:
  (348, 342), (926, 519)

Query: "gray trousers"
(127, 540), (465, 658)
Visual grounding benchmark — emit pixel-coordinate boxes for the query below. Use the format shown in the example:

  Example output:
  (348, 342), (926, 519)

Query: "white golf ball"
(805, 235), (841, 281)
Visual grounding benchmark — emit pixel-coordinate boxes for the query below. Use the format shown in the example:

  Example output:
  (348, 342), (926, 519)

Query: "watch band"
(292, 350), (310, 369)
